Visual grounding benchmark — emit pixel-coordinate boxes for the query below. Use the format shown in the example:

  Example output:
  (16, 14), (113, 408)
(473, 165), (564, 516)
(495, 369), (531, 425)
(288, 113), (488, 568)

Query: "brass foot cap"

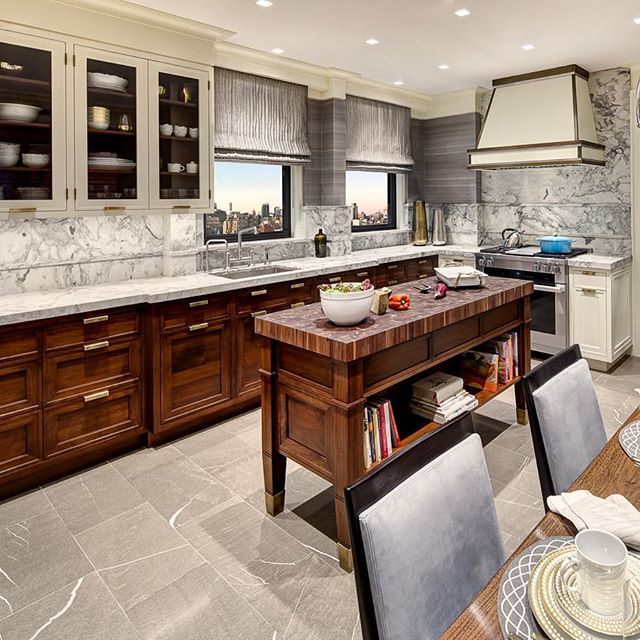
(517, 408), (529, 425)
(265, 491), (285, 516)
(338, 543), (353, 573)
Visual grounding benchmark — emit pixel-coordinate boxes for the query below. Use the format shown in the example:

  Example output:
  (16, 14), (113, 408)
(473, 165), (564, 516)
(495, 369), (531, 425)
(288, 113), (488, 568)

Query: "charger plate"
(619, 421), (640, 463)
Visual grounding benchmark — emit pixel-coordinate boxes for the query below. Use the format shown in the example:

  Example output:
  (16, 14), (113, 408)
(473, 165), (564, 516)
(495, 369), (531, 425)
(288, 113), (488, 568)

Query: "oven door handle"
(533, 283), (566, 294)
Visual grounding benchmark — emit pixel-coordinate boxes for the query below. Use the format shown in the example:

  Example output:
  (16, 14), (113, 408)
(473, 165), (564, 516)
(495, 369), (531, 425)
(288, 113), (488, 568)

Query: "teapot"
(502, 228), (525, 248)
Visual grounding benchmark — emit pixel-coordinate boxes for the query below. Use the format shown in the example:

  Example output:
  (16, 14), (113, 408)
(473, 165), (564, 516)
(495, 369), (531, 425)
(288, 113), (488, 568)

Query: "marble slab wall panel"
(301, 205), (352, 255)
(352, 229), (413, 251)
(0, 215), (165, 295)
(427, 203), (479, 246)
(196, 238), (310, 271)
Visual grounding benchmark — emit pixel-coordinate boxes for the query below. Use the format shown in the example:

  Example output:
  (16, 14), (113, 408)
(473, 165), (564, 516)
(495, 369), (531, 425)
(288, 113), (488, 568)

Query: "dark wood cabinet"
(0, 360), (40, 416)
(159, 320), (232, 428)
(373, 262), (407, 288)
(0, 411), (42, 478)
(405, 256), (436, 280)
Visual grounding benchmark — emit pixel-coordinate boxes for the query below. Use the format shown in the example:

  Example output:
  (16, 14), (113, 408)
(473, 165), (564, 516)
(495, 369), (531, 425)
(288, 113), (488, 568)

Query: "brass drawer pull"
(418, 273), (428, 278)
(9, 207), (37, 218)
(172, 205), (192, 210)
(189, 300), (208, 308)
(251, 289), (268, 297)
(388, 264), (398, 270)
(290, 302), (305, 309)
(580, 287), (599, 294)
(189, 322), (209, 331)
(328, 276), (341, 283)
(580, 270), (597, 276)
(84, 340), (109, 352)
(251, 310), (267, 318)
(356, 271), (368, 277)
(388, 279), (398, 285)
(418, 259), (428, 265)
(84, 389), (109, 403)
(83, 315), (109, 325)
(103, 206), (126, 212)
(290, 283), (305, 290)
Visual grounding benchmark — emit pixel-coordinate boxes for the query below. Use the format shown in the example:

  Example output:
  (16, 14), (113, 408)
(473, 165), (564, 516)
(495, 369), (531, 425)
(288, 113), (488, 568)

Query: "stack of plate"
(529, 546), (640, 639)
(16, 187), (49, 199)
(87, 72), (128, 92)
(619, 421), (640, 465)
(88, 155), (135, 168)
(88, 106), (110, 130)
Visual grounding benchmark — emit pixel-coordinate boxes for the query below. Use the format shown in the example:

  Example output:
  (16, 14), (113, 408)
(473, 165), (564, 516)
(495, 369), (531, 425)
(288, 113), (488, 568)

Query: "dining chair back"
(523, 344), (607, 504)
(344, 412), (505, 640)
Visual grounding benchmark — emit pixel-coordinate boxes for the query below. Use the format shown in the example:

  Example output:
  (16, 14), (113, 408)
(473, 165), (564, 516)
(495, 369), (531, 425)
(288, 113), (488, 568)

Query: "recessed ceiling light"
(522, 43), (535, 50)
(454, 8), (471, 17)
(365, 38), (379, 45)
(438, 64), (450, 70)
(634, 17), (640, 24)
(256, 0), (273, 7)
(271, 48), (285, 54)
(393, 80), (404, 86)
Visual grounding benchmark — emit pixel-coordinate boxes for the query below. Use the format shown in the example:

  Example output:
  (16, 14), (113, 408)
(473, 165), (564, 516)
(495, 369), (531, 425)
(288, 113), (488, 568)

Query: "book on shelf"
(411, 391), (479, 424)
(363, 398), (399, 469)
(458, 350), (499, 392)
(412, 371), (464, 404)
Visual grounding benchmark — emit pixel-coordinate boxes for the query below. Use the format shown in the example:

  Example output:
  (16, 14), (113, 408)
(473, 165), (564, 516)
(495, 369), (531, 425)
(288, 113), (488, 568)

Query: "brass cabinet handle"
(290, 283), (305, 290)
(172, 204), (192, 209)
(580, 287), (600, 294)
(189, 300), (208, 308)
(84, 389), (109, 403)
(388, 264), (398, 270)
(580, 270), (597, 276)
(251, 289), (268, 297)
(290, 302), (305, 309)
(9, 207), (37, 216)
(103, 206), (126, 212)
(418, 259), (428, 265)
(189, 322), (209, 331)
(356, 271), (368, 277)
(251, 310), (267, 318)
(388, 279), (398, 285)
(83, 340), (109, 351)
(83, 315), (109, 325)
(418, 273), (428, 278)
(328, 276), (341, 283)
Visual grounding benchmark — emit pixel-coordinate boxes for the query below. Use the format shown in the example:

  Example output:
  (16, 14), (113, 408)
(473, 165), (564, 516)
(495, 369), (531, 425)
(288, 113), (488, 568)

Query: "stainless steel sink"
(210, 265), (300, 279)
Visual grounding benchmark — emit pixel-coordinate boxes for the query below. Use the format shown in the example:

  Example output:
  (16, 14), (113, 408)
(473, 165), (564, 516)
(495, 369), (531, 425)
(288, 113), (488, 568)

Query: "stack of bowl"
(0, 142), (20, 168)
(88, 106), (110, 130)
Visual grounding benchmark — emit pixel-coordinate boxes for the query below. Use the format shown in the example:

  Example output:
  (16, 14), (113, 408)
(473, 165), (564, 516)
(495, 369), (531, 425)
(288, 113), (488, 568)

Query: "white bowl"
(22, 153), (49, 168)
(320, 286), (375, 326)
(160, 124), (173, 136)
(0, 142), (19, 153)
(89, 121), (109, 131)
(0, 103), (41, 122)
(174, 126), (187, 137)
(0, 155), (18, 168)
(188, 127), (199, 138)
(87, 72), (127, 90)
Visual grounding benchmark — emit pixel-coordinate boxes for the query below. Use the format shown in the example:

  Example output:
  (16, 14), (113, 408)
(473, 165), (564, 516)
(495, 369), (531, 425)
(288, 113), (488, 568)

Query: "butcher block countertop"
(255, 276), (534, 362)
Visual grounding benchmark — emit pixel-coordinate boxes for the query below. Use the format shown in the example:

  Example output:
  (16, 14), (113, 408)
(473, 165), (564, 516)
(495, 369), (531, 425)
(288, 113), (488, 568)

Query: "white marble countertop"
(0, 243), (630, 326)
(0, 244), (479, 326)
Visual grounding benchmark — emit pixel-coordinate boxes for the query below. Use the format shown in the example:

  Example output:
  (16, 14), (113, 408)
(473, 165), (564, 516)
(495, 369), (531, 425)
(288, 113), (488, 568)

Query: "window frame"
(348, 171), (398, 232)
(204, 164), (292, 242)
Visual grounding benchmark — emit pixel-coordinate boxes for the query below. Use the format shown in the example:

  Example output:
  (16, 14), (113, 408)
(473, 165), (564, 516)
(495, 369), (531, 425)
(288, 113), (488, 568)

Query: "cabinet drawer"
(0, 326), (39, 363)
(374, 262), (407, 288)
(237, 279), (313, 313)
(44, 383), (142, 459)
(44, 340), (141, 404)
(571, 269), (607, 290)
(405, 257), (435, 280)
(0, 361), (40, 417)
(317, 269), (372, 286)
(161, 295), (229, 331)
(0, 411), (42, 477)
(45, 309), (140, 351)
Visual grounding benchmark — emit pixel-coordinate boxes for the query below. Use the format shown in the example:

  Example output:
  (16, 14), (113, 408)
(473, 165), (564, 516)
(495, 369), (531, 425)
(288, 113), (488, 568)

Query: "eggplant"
(434, 283), (447, 300)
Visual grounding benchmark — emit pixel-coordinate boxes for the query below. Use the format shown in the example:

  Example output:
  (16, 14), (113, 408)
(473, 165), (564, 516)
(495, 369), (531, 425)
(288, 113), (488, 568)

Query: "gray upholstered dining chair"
(523, 344), (607, 504)
(344, 412), (505, 640)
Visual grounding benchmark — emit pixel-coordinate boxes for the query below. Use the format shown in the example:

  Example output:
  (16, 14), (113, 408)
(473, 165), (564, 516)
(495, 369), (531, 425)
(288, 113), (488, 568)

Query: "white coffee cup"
(167, 163), (186, 173)
(160, 123), (173, 136)
(188, 127), (199, 139)
(186, 162), (198, 174)
(561, 529), (628, 616)
(174, 125), (187, 137)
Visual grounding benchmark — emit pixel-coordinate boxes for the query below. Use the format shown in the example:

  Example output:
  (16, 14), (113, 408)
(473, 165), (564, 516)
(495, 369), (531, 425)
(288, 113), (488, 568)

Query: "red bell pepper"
(388, 293), (411, 311)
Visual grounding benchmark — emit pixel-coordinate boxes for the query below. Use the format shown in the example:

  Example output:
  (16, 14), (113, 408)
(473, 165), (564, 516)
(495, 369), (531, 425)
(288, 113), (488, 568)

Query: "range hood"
(468, 65), (605, 170)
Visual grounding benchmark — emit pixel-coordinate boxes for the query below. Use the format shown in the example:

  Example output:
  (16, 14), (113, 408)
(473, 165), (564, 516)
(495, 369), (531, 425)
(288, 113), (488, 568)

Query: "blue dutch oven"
(536, 234), (574, 254)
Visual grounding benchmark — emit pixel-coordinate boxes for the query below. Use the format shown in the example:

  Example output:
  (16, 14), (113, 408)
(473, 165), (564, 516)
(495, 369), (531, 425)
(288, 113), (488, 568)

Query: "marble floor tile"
(43, 464), (145, 535)
(0, 510), (92, 621)
(75, 502), (186, 571)
(0, 572), (138, 640)
(0, 489), (52, 531)
(126, 563), (275, 640)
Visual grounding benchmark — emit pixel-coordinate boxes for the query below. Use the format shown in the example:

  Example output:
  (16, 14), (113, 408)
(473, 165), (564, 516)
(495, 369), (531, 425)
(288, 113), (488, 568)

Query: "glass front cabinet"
(149, 62), (210, 211)
(0, 29), (67, 214)
(74, 46), (149, 212)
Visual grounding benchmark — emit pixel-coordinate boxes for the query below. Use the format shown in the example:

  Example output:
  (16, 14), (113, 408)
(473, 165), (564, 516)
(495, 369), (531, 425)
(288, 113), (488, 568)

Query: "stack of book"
(410, 372), (479, 424)
(363, 398), (400, 469)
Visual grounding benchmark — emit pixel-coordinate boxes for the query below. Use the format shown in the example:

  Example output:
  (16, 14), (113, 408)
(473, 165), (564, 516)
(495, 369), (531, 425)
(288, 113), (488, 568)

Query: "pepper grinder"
(432, 207), (447, 246)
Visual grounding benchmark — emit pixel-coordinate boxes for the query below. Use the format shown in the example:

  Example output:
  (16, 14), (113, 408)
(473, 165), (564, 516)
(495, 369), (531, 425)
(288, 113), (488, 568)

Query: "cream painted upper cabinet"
(0, 29), (67, 214)
(74, 46), (148, 212)
(148, 61), (211, 211)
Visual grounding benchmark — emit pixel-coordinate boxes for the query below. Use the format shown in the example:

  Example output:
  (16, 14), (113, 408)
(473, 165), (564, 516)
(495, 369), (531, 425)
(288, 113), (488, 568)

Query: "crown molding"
(53, 0), (235, 42)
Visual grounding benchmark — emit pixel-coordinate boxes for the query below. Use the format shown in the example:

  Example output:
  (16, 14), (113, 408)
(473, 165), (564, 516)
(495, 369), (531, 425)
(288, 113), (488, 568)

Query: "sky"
(214, 162), (387, 214)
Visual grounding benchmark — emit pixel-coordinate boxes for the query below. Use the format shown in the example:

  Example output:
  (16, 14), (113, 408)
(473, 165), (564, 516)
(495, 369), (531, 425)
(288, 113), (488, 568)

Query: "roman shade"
(346, 95), (414, 172)
(214, 67), (311, 164)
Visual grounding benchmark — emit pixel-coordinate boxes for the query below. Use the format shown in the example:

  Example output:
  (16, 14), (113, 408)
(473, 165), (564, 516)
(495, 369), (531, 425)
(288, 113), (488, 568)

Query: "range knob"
(553, 264), (562, 273)
(478, 257), (485, 269)
(542, 263), (551, 272)
(533, 262), (541, 271)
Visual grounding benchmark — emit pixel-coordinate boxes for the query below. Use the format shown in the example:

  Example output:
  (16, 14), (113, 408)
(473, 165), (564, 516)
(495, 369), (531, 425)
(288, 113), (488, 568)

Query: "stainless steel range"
(475, 245), (591, 356)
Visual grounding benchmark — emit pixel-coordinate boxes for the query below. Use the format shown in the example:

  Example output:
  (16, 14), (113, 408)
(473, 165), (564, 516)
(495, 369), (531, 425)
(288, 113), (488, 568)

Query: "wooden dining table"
(442, 407), (640, 639)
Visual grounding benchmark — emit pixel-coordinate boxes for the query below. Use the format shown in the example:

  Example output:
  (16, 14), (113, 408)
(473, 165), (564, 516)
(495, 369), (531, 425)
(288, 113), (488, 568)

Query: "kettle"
(502, 228), (525, 248)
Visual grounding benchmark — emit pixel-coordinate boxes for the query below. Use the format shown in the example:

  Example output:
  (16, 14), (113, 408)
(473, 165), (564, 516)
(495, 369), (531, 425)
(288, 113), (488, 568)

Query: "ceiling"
(129, 0), (640, 94)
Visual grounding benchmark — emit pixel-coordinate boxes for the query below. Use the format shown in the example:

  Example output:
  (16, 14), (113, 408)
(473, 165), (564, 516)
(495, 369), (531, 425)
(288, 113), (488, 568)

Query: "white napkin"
(547, 490), (640, 551)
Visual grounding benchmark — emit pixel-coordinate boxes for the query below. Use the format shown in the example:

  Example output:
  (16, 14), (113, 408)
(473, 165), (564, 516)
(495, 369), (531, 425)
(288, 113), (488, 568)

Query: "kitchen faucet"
(205, 238), (230, 272)
(232, 226), (258, 267)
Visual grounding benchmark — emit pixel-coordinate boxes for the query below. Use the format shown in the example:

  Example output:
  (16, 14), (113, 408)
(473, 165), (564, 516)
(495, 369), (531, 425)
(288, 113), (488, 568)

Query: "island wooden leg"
(515, 382), (528, 426)
(515, 301), (532, 425)
(260, 338), (286, 516)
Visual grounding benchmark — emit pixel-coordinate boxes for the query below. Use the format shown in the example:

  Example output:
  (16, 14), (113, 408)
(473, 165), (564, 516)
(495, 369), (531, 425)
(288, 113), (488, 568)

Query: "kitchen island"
(256, 275), (534, 571)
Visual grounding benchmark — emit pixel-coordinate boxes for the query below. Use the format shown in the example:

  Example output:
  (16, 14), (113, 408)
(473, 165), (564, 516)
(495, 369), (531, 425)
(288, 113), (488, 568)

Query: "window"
(205, 162), (291, 240)
(347, 171), (397, 231)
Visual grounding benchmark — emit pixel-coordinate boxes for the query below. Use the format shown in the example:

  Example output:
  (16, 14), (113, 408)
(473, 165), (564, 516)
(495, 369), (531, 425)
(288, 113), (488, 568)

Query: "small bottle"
(314, 228), (327, 258)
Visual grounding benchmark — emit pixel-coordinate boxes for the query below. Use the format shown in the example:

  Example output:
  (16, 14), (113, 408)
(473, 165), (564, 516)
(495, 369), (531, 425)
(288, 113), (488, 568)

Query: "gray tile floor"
(0, 357), (638, 639)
